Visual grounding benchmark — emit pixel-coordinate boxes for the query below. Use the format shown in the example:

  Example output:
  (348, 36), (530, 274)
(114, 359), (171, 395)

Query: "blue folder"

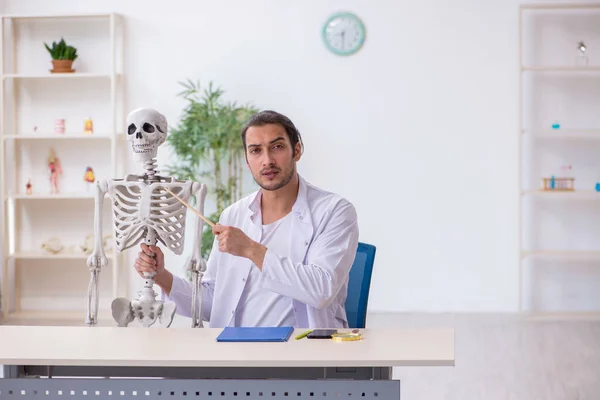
(216, 326), (294, 342)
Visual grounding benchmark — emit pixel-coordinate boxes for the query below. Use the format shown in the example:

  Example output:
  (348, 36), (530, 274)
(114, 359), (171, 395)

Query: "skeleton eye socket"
(127, 123), (137, 135)
(143, 123), (155, 133)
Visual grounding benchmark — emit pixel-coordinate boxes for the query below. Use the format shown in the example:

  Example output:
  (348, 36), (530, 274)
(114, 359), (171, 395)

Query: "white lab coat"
(165, 174), (359, 328)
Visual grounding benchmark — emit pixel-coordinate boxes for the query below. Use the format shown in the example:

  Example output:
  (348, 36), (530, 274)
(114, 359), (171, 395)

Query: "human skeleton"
(85, 108), (207, 328)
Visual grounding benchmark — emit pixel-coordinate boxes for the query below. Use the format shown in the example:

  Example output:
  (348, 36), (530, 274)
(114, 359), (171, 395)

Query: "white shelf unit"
(0, 13), (125, 322)
(519, 4), (600, 318)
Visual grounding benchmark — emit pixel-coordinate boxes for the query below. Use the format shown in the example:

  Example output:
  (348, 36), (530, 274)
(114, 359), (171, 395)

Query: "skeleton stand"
(85, 108), (207, 328)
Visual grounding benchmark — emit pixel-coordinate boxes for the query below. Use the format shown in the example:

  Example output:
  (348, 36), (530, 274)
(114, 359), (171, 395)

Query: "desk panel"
(0, 378), (401, 400)
(0, 326), (454, 368)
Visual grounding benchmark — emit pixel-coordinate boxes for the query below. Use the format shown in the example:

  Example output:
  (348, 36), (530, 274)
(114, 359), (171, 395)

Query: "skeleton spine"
(144, 159), (159, 183)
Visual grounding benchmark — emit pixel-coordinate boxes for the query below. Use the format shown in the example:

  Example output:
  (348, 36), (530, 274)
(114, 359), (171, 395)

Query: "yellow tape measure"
(331, 332), (362, 342)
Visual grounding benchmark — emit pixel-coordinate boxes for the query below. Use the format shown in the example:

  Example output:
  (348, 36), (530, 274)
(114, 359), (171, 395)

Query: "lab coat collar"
(247, 173), (310, 222)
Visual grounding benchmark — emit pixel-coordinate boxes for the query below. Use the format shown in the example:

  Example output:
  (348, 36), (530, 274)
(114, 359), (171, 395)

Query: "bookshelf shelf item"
(540, 177), (575, 191)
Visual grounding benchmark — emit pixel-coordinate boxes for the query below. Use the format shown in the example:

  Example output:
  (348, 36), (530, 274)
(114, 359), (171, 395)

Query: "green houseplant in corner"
(44, 38), (78, 73)
(165, 79), (259, 266)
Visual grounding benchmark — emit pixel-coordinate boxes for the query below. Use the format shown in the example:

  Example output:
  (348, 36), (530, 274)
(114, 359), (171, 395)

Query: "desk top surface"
(0, 326), (454, 367)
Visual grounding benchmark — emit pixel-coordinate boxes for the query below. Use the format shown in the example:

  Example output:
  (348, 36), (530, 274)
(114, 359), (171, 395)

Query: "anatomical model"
(84, 118), (94, 134)
(84, 166), (95, 191)
(48, 148), (62, 194)
(85, 108), (207, 328)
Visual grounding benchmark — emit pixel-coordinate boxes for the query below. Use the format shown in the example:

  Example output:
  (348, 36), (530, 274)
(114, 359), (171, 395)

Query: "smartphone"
(307, 329), (338, 339)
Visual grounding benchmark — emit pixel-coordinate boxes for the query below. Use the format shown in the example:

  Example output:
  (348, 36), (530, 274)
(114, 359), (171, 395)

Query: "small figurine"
(55, 119), (65, 134)
(48, 148), (63, 194)
(83, 117), (94, 135)
(33, 126), (38, 133)
(84, 166), (95, 191)
(26, 179), (32, 195)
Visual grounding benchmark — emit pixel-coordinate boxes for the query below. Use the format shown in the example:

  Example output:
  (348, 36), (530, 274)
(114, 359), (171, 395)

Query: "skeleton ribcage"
(107, 178), (194, 255)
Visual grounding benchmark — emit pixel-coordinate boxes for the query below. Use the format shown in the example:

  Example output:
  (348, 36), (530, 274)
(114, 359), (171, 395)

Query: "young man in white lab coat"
(134, 110), (359, 328)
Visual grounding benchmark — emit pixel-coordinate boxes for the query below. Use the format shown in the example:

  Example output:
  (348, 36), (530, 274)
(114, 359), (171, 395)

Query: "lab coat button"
(304, 241), (308, 246)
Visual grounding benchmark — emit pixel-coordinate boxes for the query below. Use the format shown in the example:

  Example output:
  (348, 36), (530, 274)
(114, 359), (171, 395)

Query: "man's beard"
(254, 164), (295, 191)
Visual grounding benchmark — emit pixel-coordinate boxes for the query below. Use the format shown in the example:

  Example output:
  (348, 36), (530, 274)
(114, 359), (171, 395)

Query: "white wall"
(4, 0), (600, 314)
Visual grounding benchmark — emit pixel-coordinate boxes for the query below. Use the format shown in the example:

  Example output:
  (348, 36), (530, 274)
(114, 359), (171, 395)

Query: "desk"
(0, 326), (454, 399)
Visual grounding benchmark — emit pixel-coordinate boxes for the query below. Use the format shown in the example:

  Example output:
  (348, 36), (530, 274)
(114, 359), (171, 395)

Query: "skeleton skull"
(126, 108), (168, 162)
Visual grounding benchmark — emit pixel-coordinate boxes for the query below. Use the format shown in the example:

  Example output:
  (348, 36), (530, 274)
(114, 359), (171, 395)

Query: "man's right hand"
(135, 243), (165, 278)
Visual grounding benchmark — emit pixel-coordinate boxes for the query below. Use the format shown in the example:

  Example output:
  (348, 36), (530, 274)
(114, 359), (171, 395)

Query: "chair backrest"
(344, 242), (376, 328)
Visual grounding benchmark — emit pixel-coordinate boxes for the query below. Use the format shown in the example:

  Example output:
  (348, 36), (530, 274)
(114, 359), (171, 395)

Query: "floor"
(366, 313), (600, 400)
(1, 312), (599, 399)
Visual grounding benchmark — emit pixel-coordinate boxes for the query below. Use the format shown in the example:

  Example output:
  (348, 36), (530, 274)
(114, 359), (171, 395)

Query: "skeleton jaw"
(130, 142), (159, 162)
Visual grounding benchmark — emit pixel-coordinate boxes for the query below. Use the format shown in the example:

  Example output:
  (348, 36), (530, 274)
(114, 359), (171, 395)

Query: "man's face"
(245, 123), (301, 191)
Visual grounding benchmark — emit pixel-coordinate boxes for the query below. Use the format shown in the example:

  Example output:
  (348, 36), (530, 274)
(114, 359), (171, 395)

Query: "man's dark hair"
(241, 110), (303, 156)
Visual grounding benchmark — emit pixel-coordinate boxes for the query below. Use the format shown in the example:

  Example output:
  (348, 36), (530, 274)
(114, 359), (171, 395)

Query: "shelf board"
(521, 250), (600, 259)
(1, 310), (114, 326)
(8, 193), (96, 200)
(520, 3), (600, 10)
(522, 129), (600, 139)
(521, 66), (600, 72)
(9, 251), (114, 260)
(2, 134), (114, 141)
(1, 13), (116, 20)
(521, 190), (600, 199)
(519, 311), (600, 321)
(2, 73), (117, 80)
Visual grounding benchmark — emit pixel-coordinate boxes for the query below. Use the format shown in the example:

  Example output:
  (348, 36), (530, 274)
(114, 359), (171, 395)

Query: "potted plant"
(165, 79), (259, 267)
(44, 38), (78, 73)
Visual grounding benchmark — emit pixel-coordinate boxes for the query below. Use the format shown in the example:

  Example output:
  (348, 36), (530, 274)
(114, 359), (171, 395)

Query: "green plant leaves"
(165, 80), (259, 261)
(44, 38), (78, 61)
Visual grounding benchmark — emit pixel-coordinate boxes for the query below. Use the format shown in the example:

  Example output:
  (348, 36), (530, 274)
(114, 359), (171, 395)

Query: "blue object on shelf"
(550, 176), (555, 189)
(216, 326), (294, 342)
(595, 183), (600, 192)
(551, 122), (561, 129)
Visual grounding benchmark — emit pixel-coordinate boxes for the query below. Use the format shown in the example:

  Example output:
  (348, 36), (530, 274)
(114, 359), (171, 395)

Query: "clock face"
(322, 12), (365, 56)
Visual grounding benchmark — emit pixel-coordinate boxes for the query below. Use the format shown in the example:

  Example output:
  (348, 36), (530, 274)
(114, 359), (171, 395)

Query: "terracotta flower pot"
(51, 59), (75, 73)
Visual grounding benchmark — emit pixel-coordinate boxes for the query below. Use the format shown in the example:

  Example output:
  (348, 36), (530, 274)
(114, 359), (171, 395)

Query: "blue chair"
(344, 242), (376, 328)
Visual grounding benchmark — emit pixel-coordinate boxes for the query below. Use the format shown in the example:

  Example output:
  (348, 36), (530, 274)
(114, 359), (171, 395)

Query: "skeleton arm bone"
(85, 179), (110, 325)
(188, 182), (207, 328)
(162, 182), (212, 324)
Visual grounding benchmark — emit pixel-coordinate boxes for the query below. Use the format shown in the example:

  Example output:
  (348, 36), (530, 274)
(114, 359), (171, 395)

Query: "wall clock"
(322, 12), (366, 56)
